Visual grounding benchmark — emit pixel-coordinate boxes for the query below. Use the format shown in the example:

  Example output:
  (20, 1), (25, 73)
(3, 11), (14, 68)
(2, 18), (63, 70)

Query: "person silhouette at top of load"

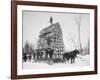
(49, 16), (53, 25)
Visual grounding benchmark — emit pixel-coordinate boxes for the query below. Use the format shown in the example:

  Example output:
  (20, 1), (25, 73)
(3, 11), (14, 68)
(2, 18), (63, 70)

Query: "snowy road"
(23, 55), (90, 69)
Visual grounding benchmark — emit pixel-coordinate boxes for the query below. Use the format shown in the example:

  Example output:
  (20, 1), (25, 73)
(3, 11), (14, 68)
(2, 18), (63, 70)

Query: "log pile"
(37, 22), (65, 59)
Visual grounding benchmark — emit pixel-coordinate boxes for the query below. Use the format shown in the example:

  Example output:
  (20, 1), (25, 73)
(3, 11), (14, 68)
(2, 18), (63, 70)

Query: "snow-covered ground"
(23, 54), (90, 69)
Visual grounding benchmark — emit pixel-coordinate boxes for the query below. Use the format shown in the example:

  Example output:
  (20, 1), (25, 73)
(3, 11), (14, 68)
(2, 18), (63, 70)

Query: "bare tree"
(75, 15), (83, 54)
(30, 43), (35, 56)
(24, 41), (30, 55)
(68, 34), (78, 50)
(87, 39), (89, 54)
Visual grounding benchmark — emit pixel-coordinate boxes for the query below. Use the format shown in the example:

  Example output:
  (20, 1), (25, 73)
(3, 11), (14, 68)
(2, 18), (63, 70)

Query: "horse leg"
(45, 53), (48, 60)
(72, 57), (75, 63)
(67, 57), (69, 63)
(73, 58), (75, 63)
(63, 56), (65, 63)
(71, 58), (73, 64)
(64, 57), (66, 63)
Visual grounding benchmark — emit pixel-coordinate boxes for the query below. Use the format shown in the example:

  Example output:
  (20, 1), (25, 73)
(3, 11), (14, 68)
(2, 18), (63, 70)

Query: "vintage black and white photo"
(22, 11), (90, 69)
(11, 1), (97, 79)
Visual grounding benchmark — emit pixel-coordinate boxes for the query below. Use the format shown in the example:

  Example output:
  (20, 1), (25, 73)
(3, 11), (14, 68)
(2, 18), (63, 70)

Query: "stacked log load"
(37, 22), (65, 59)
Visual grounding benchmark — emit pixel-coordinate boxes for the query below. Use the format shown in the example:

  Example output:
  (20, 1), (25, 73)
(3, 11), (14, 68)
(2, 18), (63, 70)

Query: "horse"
(63, 49), (79, 64)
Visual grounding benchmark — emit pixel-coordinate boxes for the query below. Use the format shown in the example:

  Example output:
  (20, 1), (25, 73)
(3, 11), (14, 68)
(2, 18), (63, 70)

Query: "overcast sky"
(22, 11), (90, 51)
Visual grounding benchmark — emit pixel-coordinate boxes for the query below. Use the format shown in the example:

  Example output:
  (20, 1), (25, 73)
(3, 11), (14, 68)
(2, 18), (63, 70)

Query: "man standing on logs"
(49, 16), (53, 25)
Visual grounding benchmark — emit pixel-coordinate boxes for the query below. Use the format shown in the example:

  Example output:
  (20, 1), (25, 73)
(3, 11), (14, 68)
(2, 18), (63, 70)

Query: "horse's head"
(75, 49), (79, 54)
